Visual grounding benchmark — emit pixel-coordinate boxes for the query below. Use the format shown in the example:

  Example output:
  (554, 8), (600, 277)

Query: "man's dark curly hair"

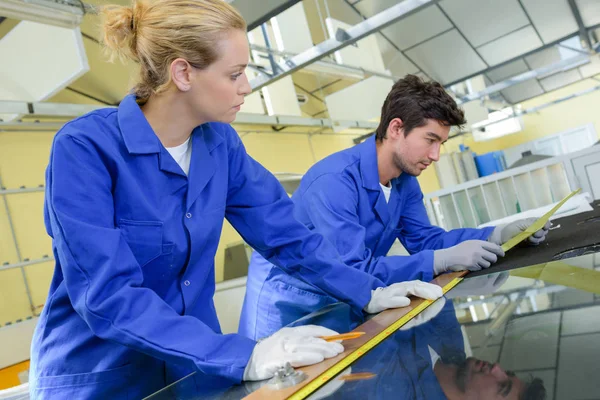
(520, 376), (546, 400)
(375, 74), (466, 140)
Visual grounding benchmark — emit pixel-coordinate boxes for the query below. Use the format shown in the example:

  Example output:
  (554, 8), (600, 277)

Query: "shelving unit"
(425, 145), (600, 230)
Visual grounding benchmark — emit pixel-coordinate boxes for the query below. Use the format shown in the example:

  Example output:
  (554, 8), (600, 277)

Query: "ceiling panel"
(539, 69), (583, 91)
(478, 26), (543, 66)
(439, 0), (530, 47)
(500, 79), (545, 103)
(353, 0), (408, 16)
(230, 0), (301, 31)
(355, 2), (452, 50)
(405, 29), (487, 84)
(486, 59), (530, 82)
(576, 0), (600, 27)
(524, 46), (563, 69)
(520, 0), (578, 43)
(377, 35), (420, 76)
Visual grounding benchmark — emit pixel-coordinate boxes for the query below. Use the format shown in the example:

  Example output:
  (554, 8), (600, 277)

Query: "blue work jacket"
(240, 136), (493, 340)
(29, 95), (385, 399)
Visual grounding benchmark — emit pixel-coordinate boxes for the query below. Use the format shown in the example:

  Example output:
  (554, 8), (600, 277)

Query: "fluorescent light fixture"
(472, 107), (523, 142)
(0, 0), (84, 29)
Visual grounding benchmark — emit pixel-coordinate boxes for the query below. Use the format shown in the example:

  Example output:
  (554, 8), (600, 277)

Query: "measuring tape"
(287, 276), (464, 400)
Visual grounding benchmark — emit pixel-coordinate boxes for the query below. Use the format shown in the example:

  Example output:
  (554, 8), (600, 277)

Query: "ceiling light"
(0, 0), (84, 29)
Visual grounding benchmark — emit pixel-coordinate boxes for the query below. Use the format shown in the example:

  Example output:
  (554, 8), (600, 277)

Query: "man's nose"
(429, 144), (441, 162)
(490, 364), (508, 380)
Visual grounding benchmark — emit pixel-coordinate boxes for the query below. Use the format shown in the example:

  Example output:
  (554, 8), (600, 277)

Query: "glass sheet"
(146, 252), (600, 400)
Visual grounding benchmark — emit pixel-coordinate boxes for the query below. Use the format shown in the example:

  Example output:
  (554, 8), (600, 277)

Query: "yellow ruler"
(501, 189), (581, 252)
(287, 276), (464, 400)
(288, 189), (581, 400)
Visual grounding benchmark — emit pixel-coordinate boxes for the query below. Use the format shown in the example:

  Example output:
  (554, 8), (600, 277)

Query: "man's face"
(391, 118), (449, 176)
(456, 358), (524, 400)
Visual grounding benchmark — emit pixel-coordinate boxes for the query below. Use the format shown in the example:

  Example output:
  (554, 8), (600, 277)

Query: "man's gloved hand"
(488, 218), (551, 246)
(364, 280), (443, 314)
(433, 240), (505, 275)
(400, 296), (446, 331)
(243, 325), (344, 381)
(445, 272), (509, 299)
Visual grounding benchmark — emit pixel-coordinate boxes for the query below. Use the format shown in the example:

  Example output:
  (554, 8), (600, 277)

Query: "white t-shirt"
(428, 345), (441, 370)
(166, 137), (192, 175)
(380, 182), (392, 203)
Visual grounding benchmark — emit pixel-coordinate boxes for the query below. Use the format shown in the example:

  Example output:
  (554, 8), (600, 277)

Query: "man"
(239, 75), (549, 340)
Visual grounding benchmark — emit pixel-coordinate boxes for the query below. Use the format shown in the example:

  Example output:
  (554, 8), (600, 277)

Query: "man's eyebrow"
(427, 132), (444, 142)
(503, 379), (514, 397)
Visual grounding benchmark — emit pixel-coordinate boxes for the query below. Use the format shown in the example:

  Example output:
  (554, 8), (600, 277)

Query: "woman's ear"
(170, 58), (194, 92)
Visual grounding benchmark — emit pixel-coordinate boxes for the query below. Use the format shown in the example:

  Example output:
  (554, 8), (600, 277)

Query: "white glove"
(243, 325), (344, 381)
(364, 280), (443, 314)
(445, 272), (509, 299)
(433, 240), (505, 274)
(488, 218), (551, 246)
(400, 296), (446, 331)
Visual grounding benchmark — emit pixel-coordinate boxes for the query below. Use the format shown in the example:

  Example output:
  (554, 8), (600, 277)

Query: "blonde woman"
(29, 1), (442, 398)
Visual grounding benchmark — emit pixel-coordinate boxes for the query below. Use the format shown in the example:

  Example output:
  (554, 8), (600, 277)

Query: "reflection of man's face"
(456, 358), (524, 399)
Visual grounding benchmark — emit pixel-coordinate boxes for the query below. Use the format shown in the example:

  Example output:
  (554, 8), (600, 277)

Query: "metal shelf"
(0, 186), (45, 195)
(0, 101), (378, 131)
(0, 256), (54, 272)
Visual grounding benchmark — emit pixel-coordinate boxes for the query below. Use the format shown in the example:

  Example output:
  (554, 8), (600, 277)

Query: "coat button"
(186, 213), (192, 219)
(184, 280), (191, 286)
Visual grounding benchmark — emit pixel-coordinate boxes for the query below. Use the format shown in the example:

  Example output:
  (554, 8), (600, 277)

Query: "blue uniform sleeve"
(399, 179), (494, 252)
(298, 173), (435, 284)
(45, 132), (255, 382)
(223, 127), (384, 313)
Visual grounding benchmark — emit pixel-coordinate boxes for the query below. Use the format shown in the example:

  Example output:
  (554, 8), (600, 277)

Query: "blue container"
(474, 151), (506, 177)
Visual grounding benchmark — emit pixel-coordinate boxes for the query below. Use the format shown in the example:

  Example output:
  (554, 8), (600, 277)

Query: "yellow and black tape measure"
(288, 276), (464, 400)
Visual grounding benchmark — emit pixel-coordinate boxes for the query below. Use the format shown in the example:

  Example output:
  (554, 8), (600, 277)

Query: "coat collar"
(117, 94), (225, 155)
(357, 136), (390, 224)
(358, 136), (381, 191)
(118, 94), (162, 155)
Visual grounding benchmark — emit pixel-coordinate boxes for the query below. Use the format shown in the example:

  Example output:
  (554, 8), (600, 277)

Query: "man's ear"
(387, 118), (404, 139)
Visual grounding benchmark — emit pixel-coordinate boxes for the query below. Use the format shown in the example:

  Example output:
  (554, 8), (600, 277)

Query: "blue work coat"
(240, 136), (493, 339)
(29, 95), (385, 399)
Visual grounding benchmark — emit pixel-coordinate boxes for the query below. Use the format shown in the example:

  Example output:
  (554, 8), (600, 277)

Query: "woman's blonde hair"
(101, 0), (246, 102)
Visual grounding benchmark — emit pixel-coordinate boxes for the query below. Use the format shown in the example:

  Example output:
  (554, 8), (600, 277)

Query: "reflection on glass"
(146, 254), (600, 399)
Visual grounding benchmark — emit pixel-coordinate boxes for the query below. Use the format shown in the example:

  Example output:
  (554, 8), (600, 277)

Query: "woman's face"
(188, 29), (252, 124)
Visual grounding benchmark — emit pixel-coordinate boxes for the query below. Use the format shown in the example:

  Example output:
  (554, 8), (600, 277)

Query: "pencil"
(320, 332), (366, 342)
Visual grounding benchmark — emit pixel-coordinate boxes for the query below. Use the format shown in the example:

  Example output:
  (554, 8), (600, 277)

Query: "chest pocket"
(119, 219), (170, 267)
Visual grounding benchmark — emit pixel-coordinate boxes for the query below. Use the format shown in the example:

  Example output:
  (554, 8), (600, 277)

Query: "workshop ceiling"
(1, 0), (599, 110)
